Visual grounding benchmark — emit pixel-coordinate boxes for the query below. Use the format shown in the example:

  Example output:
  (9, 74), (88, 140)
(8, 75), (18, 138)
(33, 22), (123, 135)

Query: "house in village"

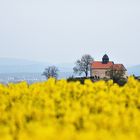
(90, 54), (127, 79)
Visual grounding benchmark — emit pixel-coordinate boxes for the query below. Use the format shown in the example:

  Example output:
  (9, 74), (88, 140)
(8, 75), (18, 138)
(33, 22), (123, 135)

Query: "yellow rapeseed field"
(0, 77), (140, 140)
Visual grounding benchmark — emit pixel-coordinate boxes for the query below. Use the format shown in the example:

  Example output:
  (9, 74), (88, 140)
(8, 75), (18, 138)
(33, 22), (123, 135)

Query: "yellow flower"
(0, 77), (140, 140)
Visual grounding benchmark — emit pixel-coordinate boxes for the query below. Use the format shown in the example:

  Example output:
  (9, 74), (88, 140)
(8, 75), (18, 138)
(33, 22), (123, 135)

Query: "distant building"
(90, 54), (127, 79)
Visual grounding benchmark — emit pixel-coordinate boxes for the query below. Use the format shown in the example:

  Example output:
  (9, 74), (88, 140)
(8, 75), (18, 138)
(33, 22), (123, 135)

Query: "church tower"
(102, 54), (109, 64)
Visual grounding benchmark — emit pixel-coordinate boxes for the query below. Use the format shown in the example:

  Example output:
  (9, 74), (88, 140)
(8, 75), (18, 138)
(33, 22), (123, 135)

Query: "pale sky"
(0, 0), (140, 66)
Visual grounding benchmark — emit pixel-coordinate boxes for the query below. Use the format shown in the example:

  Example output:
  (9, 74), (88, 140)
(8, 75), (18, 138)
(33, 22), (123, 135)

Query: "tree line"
(42, 54), (127, 85)
(43, 54), (93, 79)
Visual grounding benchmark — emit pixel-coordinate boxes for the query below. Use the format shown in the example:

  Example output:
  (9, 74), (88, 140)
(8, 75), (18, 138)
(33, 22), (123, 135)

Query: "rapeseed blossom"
(0, 77), (140, 140)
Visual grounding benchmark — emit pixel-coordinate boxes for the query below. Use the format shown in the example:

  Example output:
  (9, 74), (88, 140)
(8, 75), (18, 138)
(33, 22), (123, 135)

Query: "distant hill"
(0, 58), (73, 78)
(127, 65), (140, 76)
(0, 58), (48, 73)
(0, 58), (40, 66)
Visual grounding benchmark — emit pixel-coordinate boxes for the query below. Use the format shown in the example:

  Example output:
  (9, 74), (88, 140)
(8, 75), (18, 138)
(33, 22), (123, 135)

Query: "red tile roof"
(111, 64), (127, 71)
(91, 61), (126, 71)
(91, 61), (114, 69)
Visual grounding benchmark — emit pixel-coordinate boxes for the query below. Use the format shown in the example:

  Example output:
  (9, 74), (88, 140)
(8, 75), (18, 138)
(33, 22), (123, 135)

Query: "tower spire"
(102, 54), (109, 64)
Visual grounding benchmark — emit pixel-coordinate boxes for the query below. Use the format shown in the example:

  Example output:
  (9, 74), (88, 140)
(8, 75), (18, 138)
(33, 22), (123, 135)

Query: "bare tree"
(73, 54), (94, 77)
(43, 66), (59, 79)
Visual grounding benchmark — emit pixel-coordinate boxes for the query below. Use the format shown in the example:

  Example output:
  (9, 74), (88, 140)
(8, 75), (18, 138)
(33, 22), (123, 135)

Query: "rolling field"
(0, 77), (140, 140)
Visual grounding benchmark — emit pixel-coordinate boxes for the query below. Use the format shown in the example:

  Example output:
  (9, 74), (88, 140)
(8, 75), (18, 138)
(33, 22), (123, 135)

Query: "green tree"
(106, 68), (127, 85)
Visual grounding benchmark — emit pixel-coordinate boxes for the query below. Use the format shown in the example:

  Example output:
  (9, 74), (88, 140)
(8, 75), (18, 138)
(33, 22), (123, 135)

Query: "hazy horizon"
(0, 0), (140, 67)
